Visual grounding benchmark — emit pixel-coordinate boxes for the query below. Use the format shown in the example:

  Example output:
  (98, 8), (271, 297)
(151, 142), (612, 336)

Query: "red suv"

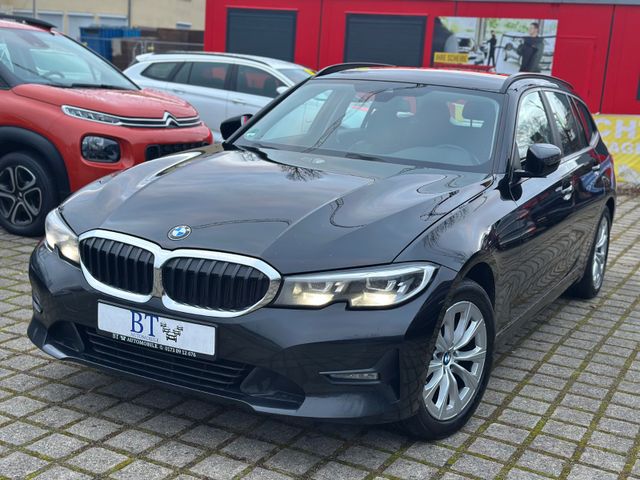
(0, 16), (212, 235)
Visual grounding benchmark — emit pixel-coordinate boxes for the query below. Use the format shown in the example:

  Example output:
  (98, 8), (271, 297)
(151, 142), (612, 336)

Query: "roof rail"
(163, 51), (272, 67)
(315, 62), (393, 77)
(500, 72), (574, 93)
(0, 14), (55, 30)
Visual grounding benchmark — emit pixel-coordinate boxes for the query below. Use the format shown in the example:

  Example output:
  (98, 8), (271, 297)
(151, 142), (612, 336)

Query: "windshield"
(237, 79), (502, 172)
(278, 67), (314, 85)
(0, 28), (137, 89)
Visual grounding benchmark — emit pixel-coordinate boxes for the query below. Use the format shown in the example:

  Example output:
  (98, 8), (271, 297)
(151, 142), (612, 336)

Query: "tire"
(0, 152), (57, 237)
(401, 279), (495, 440)
(567, 209), (611, 299)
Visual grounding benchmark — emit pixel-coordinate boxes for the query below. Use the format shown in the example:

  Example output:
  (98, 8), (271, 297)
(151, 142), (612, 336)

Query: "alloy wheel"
(424, 300), (488, 421)
(0, 165), (43, 226)
(592, 216), (609, 290)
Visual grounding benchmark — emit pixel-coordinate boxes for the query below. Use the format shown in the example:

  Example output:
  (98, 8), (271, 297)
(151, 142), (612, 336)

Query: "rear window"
(142, 62), (179, 81)
(190, 62), (229, 89)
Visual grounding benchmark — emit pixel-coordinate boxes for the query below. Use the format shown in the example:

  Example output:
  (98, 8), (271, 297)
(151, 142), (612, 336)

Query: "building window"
(344, 14), (427, 67)
(226, 8), (296, 62)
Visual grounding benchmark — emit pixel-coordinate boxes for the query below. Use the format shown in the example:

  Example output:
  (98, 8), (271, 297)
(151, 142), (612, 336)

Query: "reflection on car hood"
(61, 147), (491, 273)
(13, 84), (197, 118)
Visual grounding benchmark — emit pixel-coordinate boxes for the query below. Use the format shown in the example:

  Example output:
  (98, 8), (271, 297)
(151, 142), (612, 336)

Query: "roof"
(0, 15), (55, 31)
(318, 67), (572, 93)
(135, 52), (305, 69)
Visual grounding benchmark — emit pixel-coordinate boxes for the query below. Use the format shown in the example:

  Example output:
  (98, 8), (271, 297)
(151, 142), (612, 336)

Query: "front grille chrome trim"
(78, 229), (281, 318)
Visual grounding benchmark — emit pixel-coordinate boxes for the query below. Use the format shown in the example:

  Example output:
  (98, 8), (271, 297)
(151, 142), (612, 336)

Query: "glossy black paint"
(29, 69), (616, 422)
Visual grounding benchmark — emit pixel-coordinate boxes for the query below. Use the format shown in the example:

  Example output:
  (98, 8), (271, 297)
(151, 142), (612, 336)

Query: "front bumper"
(28, 242), (456, 423)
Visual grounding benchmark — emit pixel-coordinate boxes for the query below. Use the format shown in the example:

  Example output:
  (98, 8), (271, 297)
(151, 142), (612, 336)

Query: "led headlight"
(81, 136), (121, 162)
(44, 209), (80, 264)
(274, 263), (436, 309)
(62, 105), (120, 125)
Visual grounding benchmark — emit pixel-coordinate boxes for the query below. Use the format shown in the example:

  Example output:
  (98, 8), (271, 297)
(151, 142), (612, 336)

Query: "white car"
(125, 52), (314, 137)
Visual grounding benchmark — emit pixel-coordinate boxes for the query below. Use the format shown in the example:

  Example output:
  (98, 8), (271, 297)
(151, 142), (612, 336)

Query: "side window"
(141, 62), (179, 81)
(515, 91), (554, 160)
(573, 99), (597, 145)
(545, 91), (588, 155)
(171, 62), (191, 84)
(236, 65), (284, 98)
(189, 62), (229, 89)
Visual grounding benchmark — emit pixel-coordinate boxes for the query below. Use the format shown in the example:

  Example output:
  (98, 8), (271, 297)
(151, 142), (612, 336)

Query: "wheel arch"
(455, 253), (498, 308)
(0, 127), (70, 201)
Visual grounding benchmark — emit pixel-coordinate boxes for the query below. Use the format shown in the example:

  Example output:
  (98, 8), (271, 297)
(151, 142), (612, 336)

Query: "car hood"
(61, 147), (490, 274)
(12, 84), (197, 118)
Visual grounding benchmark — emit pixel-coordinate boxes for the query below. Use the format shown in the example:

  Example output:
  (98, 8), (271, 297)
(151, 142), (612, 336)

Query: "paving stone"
(146, 440), (204, 468)
(67, 447), (129, 474)
(292, 432), (345, 457)
(140, 412), (193, 436)
(32, 466), (92, 480)
(30, 405), (85, 428)
(579, 447), (627, 472)
(0, 395), (46, 416)
(265, 448), (321, 475)
(242, 467), (293, 480)
(404, 443), (455, 467)
(106, 429), (163, 453)
(567, 464), (618, 480)
(26, 432), (87, 459)
(313, 461), (368, 480)
(0, 451), (48, 479)
(452, 454), (503, 479)
(222, 436), (276, 462)
(180, 424), (233, 449)
(0, 420), (47, 445)
(338, 445), (391, 469)
(516, 450), (566, 477)
(65, 417), (121, 440)
(384, 458), (438, 479)
(468, 437), (517, 462)
(190, 453), (248, 479)
(110, 460), (172, 480)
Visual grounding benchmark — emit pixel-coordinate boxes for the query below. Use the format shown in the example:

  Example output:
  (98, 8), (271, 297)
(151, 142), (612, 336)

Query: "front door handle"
(230, 98), (246, 105)
(556, 184), (574, 200)
(171, 89), (186, 94)
(591, 163), (601, 172)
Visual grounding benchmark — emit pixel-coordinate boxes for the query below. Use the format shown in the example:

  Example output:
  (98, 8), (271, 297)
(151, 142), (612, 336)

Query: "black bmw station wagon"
(29, 65), (615, 439)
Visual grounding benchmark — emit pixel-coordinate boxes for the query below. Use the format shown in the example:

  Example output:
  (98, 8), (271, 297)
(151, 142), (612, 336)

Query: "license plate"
(97, 303), (216, 357)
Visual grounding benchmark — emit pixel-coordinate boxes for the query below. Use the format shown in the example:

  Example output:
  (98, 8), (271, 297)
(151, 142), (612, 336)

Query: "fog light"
(81, 136), (120, 163)
(322, 370), (380, 382)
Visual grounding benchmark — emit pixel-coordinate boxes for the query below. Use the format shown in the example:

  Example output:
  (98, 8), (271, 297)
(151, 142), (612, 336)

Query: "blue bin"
(80, 26), (142, 61)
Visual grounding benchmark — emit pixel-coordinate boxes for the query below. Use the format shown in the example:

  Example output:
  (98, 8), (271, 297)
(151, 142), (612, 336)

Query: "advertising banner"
(594, 114), (640, 186)
(431, 17), (558, 75)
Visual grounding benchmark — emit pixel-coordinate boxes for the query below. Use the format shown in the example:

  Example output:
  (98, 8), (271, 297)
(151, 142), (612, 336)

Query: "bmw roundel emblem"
(168, 225), (191, 240)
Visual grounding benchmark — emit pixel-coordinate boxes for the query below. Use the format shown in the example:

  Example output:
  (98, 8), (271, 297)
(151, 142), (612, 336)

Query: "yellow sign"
(594, 114), (640, 185)
(433, 52), (469, 65)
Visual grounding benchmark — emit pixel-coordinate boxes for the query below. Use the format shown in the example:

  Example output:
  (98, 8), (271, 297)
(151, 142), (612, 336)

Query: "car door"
(226, 64), (287, 118)
(502, 90), (578, 322)
(544, 91), (606, 271)
(173, 61), (231, 136)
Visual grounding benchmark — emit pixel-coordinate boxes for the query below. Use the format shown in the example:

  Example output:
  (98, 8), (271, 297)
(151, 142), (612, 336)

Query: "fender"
(0, 126), (70, 199)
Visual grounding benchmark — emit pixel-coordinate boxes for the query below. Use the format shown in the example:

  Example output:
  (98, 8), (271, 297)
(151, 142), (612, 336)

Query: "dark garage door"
(226, 8), (297, 62)
(344, 14), (427, 67)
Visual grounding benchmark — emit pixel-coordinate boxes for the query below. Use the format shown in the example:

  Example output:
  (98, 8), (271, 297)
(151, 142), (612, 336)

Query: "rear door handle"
(591, 163), (601, 172)
(231, 98), (246, 104)
(171, 89), (186, 94)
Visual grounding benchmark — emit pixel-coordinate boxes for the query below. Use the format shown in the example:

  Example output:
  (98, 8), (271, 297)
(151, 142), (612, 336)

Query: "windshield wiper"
(65, 83), (132, 90)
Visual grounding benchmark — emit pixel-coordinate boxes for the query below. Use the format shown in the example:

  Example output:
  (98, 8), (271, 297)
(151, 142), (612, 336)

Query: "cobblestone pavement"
(0, 196), (638, 480)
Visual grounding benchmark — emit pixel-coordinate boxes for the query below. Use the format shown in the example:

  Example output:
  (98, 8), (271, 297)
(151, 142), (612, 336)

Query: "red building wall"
(204, 0), (640, 114)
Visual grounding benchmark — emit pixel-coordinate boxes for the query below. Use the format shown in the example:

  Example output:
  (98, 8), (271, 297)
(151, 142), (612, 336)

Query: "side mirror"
(220, 114), (253, 141)
(516, 143), (561, 178)
(276, 85), (289, 95)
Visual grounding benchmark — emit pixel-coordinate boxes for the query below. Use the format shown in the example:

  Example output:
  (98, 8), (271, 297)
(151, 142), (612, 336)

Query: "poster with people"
(431, 17), (558, 75)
